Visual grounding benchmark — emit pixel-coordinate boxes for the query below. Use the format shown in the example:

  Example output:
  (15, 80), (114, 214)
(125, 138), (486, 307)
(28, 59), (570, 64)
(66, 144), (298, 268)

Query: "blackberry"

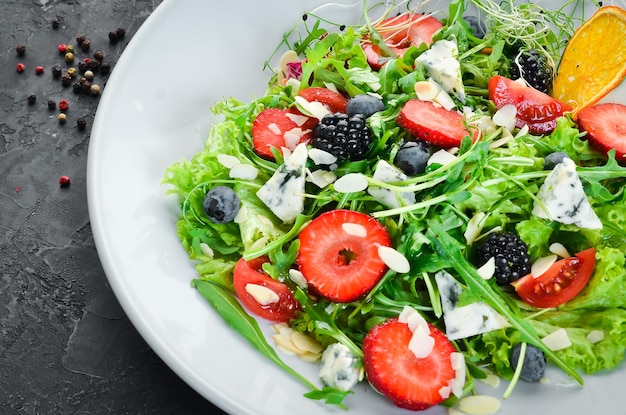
(511, 343), (546, 382)
(313, 112), (371, 161)
(509, 49), (553, 93)
(475, 232), (531, 285)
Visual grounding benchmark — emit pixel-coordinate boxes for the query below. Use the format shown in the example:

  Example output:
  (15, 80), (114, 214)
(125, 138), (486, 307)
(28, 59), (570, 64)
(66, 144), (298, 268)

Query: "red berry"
(577, 103), (626, 162)
(251, 108), (314, 160)
(58, 43), (67, 53)
(298, 87), (349, 114)
(59, 176), (71, 187)
(58, 99), (69, 112)
(35, 65), (44, 75)
(297, 209), (391, 302)
(16, 63), (25, 73)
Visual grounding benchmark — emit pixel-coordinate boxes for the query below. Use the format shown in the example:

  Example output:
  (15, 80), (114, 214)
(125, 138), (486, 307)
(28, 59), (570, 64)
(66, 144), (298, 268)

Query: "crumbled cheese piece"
(415, 37), (466, 103)
(367, 160), (416, 208)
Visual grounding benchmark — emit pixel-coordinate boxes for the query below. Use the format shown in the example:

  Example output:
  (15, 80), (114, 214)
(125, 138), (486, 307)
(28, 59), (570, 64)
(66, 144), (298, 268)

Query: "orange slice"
(553, 5), (626, 119)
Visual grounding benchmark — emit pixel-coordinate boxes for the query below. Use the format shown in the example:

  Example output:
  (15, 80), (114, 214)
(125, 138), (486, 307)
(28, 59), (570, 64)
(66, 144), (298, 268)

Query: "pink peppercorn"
(35, 65), (44, 75)
(59, 176), (71, 187)
(58, 43), (67, 54)
(16, 63), (25, 73)
(58, 99), (69, 112)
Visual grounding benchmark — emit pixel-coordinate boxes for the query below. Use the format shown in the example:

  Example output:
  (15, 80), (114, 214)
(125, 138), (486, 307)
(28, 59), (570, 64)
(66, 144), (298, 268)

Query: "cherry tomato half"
(233, 256), (300, 322)
(511, 248), (596, 308)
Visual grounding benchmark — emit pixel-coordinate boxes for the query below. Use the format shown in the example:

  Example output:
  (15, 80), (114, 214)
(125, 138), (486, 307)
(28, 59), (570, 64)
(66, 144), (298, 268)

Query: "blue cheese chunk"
(415, 37), (466, 103)
(435, 271), (508, 341)
(367, 160), (416, 208)
(531, 157), (602, 229)
(319, 343), (362, 392)
(256, 143), (307, 223)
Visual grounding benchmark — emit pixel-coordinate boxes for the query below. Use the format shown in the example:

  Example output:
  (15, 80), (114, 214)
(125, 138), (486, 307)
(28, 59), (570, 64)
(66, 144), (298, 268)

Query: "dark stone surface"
(0, 1), (226, 414)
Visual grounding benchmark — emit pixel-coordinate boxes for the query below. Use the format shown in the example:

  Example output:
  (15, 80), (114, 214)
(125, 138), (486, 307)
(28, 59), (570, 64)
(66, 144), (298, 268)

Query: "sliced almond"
(305, 169), (336, 188)
(492, 104), (517, 131)
(479, 372), (501, 388)
(464, 212), (486, 245)
(245, 283), (279, 305)
(308, 148), (338, 165)
(199, 242), (214, 258)
(229, 163), (259, 180)
(285, 112), (310, 127)
(531, 254), (557, 278)
(549, 242), (571, 258)
(342, 222), (367, 237)
(217, 154), (240, 169)
(476, 257), (495, 280)
(267, 122), (281, 135)
(288, 268), (308, 288)
(377, 245), (410, 273)
(458, 395), (501, 415)
(414, 80), (440, 101)
(408, 324), (435, 358)
(283, 127), (305, 150)
(294, 96), (331, 120)
(333, 173), (368, 193)
(428, 149), (457, 166)
(291, 331), (324, 354)
(273, 334), (299, 355)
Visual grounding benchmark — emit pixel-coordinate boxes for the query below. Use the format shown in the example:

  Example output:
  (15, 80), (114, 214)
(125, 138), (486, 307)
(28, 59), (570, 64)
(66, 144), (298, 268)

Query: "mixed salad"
(163, 0), (626, 412)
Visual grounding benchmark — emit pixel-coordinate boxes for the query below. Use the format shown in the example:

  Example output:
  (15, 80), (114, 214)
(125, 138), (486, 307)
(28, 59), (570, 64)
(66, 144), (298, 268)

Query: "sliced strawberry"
(298, 87), (349, 114)
(252, 108), (313, 159)
(363, 319), (457, 411)
(297, 209), (391, 303)
(488, 75), (573, 135)
(362, 13), (443, 71)
(397, 99), (478, 148)
(577, 103), (626, 161)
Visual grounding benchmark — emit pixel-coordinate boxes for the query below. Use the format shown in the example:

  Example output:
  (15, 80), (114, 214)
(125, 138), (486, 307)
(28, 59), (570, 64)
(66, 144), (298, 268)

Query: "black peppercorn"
(61, 73), (72, 87)
(52, 65), (62, 78)
(76, 117), (87, 130)
(78, 61), (88, 74)
(81, 39), (91, 52)
(76, 34), (86, 45)
(27, 94), (36, 105)
(99, 62), (111, 76)
(48, 99), (56, 110)
(79, 76), (87, 85)
(72, 82), (82, 94)
(88, 60), (100, 73)
(81, 81), (92, 94)
(16, 44), (26, 57)
(52, 19), (60, 29)
(116, 27), (126, 38)
(93, 50), (104, 61)
(108, 31), (118, 43)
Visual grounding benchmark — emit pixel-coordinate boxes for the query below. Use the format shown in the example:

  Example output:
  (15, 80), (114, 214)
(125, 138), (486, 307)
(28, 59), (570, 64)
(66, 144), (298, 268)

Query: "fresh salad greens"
(163, 0), (626, 410)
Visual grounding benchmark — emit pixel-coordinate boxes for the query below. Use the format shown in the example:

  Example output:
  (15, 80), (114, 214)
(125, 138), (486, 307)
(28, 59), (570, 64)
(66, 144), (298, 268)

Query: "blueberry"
(543, 151), (569, 170)
(202, 186), (240, 224)
(346, 94), (384, 118)
(511, 343), (546, 382)
(464, 15), (487, 38)
(394, 140), (430, 176)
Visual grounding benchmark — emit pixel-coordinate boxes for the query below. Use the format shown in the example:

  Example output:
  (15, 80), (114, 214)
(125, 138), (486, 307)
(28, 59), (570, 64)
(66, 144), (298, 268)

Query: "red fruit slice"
(576, 103), (626, 161)
(233, 256), (301, 322)
(298, 87), (349, 114)
(363, 319), (457, 411)
(362, 13), (443, 70)
(297, 209), (391, 303)
(488, 75), (573, 135)
(397, 99), (478, 148)
(252, 108), (313, 159)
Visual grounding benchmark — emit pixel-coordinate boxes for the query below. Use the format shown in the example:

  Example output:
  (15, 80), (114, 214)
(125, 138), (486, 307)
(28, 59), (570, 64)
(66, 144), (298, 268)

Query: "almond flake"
(408, 324), (435, 358)
(458, 395), (501, 415)
(464, 212), (486, 245)
(288, 269), (308, 288)
(439, 385), (452, 400)
(283, 128), (304, 150)
(428, 149), (457, 166)
(273, 334), (299, 355)
(476, 257), (495, 280)
(492, 104), (517, 131)
(549, 242), (571, 258)
(229, 163), (259, 180)
(449, 352), (466, 397)
(542, 328), (572, 351)
(587, 329), (605, 344)
(414, 80), (439, 101)
(217, 154), (240, 169)
(294, 96), (331, 120)
(342, 222), (367, 237)
(245, 283), (279, 305)
(291, 331), (324, 354)
(308, 148), (338, 165)
(285, 112), (310, 127)
(479, 373), (501, 388)
(306, 169), (336, 188)
(267, 122), (281, 135)
(199, 242), (214, 258)
(531, 254), (557, 278)
(333, 173), (368, 193)
(377, 245), (410, 273)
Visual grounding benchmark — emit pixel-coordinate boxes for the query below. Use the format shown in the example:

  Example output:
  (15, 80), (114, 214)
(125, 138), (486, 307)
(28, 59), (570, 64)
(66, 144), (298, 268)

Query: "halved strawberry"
(488, 75), (573, 135)
(362, 319), (457, 410)
(252, 108), (313, 159)
(397, 99), (478, 148)
(297, 209), (391, 303)
(298, 87), (349, 114)
(576, 103), (626, 161)
(362, 13), (443, 71)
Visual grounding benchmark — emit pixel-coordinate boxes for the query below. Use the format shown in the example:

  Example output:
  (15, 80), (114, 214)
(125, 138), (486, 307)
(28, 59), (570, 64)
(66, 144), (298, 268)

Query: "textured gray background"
(1, 0), (226, 413)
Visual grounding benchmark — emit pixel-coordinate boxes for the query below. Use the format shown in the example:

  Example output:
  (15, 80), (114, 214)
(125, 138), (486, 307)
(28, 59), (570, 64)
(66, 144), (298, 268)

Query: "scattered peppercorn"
(52, 19), (60, 29)
(81, 81), (92, 93)
(66, 45), (74, 53)
(79, 76), (87, 85)
(80, 39), (91, 52)
(88, 60), (100, 72)
(48, 99), (56, 110)
(90, 84), (100, 95)
(61, 73), (72, 86)
(16, 63), (25, 73)
(84, 70), (94, 80)
(67, 67), (77, 78)
(108, 31), (118, 43)
(57, 113), (67, 123)
(76, 34), (86, 45)
(58, 43), (67, 54)
(99, 62), (111, 75)
(59, 175), (71, 187)
(78, 61), (87, 74)
(27, 94), (37, 105)
(35, 65), (44, 75)
(16, 44), (26, 57)
(116, 27), (126, 38)
(52, 65), (62, 78)
(65, 52), (74, 63)
(76, 117), (87, 130)
(58, 99), (69, 112)
(72, 82), (82, 94)
(93, 51), (104, 61)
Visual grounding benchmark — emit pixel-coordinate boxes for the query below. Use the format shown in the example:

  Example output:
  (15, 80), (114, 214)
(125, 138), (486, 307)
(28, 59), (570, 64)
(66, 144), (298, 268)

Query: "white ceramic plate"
(87, 1), (626, 414)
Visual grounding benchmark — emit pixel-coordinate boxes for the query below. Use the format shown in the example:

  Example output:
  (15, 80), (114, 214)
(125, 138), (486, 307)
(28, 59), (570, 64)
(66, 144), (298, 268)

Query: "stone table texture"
(0, 1), (225, 413)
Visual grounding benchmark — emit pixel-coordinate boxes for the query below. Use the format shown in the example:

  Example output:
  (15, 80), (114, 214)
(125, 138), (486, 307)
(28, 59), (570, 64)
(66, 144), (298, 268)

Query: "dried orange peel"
(553, 5), (626, 119)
